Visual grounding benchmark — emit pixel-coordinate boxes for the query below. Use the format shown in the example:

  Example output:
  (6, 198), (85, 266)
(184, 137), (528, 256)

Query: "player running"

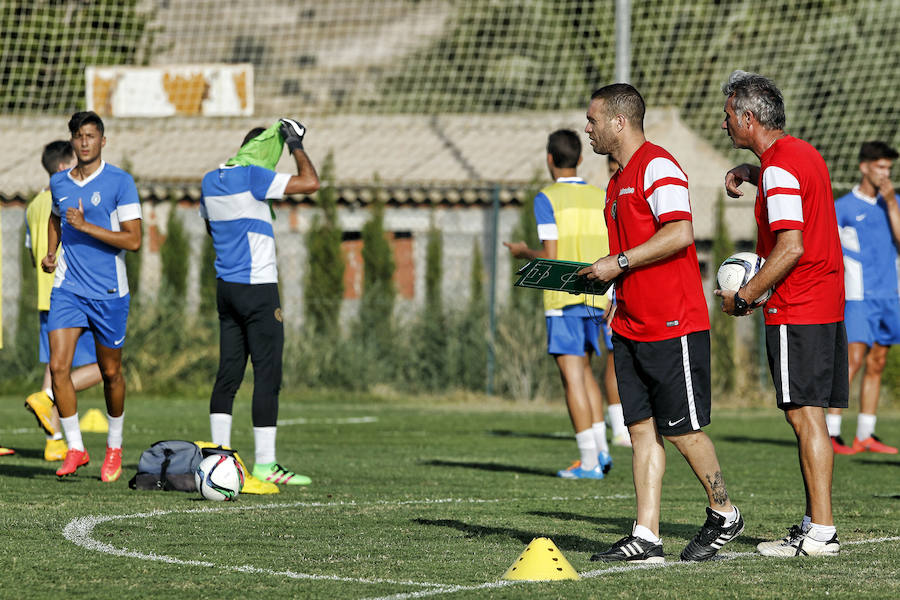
(44, 111), (142, 481)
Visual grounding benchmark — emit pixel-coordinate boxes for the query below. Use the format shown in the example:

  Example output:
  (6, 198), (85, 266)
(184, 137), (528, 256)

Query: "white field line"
(61, 495), (626, 591)
(64, 497), (897, 599)
(278, 416), (379, 426)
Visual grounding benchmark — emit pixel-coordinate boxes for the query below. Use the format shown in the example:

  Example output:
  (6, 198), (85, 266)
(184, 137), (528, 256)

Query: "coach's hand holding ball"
(279, 118), (306, 152)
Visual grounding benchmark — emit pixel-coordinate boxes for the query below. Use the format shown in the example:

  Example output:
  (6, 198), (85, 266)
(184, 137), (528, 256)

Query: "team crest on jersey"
(611, 200), (617, 221)
(91, 191), (101, 206)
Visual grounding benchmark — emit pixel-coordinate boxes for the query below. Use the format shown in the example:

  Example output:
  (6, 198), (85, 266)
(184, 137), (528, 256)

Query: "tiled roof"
(0, 109), (754, 240)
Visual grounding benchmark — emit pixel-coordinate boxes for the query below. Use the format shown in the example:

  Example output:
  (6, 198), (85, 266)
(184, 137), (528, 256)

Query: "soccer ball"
(195, 454), (244, 501)
(716, 251), (773, 306)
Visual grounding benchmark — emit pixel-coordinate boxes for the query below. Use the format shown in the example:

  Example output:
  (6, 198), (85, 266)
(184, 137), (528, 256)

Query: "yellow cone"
(501, 537), (579, 581)
(79, 408), (108, 433)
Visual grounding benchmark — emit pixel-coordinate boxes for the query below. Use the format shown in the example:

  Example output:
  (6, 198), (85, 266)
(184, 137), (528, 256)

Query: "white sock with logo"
(60, 414), (84, 452)
(825, 413), (842, 437)
(210, 413), (232, 447)
(857, 413), (876, 441)
(575, 429), (598, 470)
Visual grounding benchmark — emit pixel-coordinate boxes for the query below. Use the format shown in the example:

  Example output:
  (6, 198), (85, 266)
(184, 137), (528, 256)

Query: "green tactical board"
(514, 258), (612, 295)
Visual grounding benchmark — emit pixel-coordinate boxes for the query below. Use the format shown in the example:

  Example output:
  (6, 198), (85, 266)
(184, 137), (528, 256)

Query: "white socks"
(825, 413), (842, 437)
(60, 414), (84, 452)
(712, 506), (739, 527)
(575, 429), (598, 470)
(633, 524), (661, 544)
(801, 515), (812, 532)
(857, 413), (876, 441)
(107, 413), (124, 449)
(253, 426), (277, 465)
(807, 522), (836, 542)
(608, 403), (627, 438)
(592, 421), (609, 454)
(210, 413), (233, 447)
(826, 412), (877, 441)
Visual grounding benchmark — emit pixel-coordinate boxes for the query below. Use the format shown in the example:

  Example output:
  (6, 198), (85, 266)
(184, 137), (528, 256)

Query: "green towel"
(225, 121), (284, 170)
(224, 121), (285, 218)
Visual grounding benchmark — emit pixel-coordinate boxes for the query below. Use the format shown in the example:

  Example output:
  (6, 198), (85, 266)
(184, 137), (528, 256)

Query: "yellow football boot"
(25, 391), (55, 436)
(44, 439), (67, 461)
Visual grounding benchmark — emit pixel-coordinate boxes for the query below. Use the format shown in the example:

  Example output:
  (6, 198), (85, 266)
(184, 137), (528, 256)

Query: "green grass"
(1, 390), (898, 599)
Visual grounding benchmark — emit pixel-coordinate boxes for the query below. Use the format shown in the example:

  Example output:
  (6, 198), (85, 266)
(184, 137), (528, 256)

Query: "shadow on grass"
(719, 435), (795, 447)
(421, 459), (555, 478)
(489, 430), (572, 441)
(0, 464), (61, 478)
(8, 447), (44, 460)
(412, 517), (605, 553)
(856, 459), (900, 467)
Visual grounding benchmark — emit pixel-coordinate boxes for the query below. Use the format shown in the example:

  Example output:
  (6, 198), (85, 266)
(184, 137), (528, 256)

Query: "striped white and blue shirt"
(200, 165), (290, 284)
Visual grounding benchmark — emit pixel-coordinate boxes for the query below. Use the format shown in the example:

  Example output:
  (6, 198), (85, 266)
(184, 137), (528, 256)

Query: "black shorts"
(765, 322), (849, 410)
(612, 330), (711, 436)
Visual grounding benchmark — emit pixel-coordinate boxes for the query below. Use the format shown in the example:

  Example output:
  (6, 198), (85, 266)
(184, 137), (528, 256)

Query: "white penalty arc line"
(61, 495), (626, 591)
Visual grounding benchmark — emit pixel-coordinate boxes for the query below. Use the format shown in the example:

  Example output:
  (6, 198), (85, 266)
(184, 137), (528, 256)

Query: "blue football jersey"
(50, 161), (141, 299)
(835, 186), (900, 300)
(200, 164), (290, 284)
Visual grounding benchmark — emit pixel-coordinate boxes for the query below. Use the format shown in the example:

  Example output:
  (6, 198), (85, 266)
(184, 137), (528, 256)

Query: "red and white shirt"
(755, 136), (844, 325)
(605, 142), (709, 341)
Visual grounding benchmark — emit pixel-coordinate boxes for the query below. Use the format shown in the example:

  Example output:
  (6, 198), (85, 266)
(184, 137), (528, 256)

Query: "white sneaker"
(757, 527), (839, 557)
(612, 432), (632, 448)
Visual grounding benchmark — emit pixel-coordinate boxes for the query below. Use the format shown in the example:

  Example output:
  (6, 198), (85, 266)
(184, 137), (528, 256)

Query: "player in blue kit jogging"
(829, 141), (900, 455)
(43, 111), (142, 481)
(200, 118), (319, 487)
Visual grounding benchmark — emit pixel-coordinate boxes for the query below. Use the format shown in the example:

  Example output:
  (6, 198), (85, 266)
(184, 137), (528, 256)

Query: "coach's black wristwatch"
(617, 252), (630, 271)
(733, 291), (749, 313)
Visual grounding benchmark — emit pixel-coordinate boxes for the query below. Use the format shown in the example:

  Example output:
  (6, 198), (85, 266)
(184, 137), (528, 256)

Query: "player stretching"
(25, 141), (102, 462)
(44, 111), (142, 481)
(505, 129), (628, 480)
(719, 70), (846, 557)
(580, 84), (742, 563)
(829, 142), (900, 455)
(200, 119), (319, 487)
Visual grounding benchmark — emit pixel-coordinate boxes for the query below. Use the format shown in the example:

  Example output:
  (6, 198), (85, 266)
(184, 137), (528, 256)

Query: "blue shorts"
(47, 287), (131, 349)
(39, 311), (97, 366)
(546, 309), (612, 356)
(845, 298), (900, 347)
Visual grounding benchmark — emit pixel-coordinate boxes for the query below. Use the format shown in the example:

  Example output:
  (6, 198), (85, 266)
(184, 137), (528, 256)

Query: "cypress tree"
(304, 153), (344, 338)
(359, 197), (395, 347)
(159, 199), (189, 302)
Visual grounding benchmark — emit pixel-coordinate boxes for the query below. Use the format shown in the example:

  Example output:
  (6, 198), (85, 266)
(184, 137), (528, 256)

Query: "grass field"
(1, 389), (898, 599)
